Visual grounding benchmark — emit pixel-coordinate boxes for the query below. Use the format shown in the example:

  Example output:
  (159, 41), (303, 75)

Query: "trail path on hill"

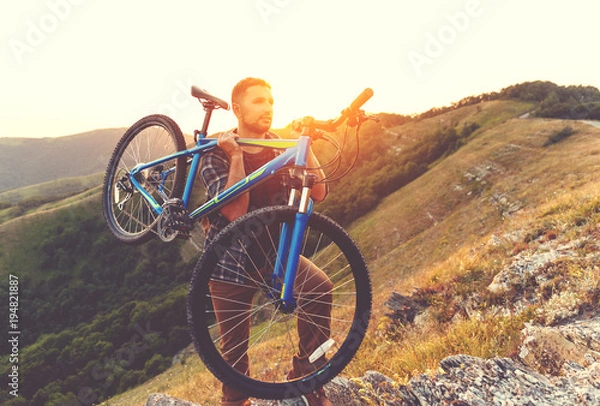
(582, 120), (600, 129)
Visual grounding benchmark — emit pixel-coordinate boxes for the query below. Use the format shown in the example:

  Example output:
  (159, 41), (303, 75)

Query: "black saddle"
(191, 86), (229, 110)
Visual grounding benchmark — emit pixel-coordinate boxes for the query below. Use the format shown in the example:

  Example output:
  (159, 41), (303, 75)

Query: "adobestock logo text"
(8, 0), (87, 65)
(407, 0), (493, 76)
(255, 0), (295, 24)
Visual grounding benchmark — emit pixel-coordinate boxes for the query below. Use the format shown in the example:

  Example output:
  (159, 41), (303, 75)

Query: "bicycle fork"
(271, 174), (317, 313)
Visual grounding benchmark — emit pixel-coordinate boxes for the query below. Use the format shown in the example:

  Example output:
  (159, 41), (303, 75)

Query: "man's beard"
(242, 116), (271, 134)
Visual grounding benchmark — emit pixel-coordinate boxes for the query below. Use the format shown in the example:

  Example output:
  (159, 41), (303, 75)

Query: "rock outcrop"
(284, 314), (600, 404)
(324, 350), (599, 405)
(145, 393), (200, 406)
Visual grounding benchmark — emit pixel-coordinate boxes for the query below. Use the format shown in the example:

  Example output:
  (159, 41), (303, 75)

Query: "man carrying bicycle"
(200, 77), (333, 406)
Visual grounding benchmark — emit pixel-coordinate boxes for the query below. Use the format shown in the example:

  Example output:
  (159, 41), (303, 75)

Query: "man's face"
(234, 85), (274, 134)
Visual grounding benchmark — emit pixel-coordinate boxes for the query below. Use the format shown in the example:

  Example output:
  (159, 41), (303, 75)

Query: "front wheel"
(102, 114), (187, 244)
(187, 206), (372, 399)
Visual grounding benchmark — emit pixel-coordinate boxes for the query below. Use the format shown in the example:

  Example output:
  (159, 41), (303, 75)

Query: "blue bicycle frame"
(127, 133), (315, 310)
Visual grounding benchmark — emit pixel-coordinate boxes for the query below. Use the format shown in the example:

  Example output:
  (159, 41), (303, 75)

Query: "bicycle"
(102, 85), (375, 399)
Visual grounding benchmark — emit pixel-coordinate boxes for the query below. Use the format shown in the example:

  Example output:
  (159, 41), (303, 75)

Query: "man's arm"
(217, 132), (249, 222)
(200, 132), (249, 223)
(307, 149), (328, 203)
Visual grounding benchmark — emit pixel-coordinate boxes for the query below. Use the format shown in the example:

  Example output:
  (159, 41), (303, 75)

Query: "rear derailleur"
(157, 198), (193, 242)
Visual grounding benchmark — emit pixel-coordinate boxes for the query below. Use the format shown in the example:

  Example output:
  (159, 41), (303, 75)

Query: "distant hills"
(0, 128), (126, 193)
(2, 80), (599, 200)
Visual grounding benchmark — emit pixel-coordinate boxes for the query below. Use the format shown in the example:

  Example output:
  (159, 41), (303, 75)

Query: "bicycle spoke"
(210, 299), (277, 344)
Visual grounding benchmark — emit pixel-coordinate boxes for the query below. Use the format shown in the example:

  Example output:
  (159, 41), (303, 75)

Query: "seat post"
(195, 102), (215, 142)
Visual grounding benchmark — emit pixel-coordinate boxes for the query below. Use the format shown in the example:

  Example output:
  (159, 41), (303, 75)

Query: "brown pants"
(209, 256), (333, 402)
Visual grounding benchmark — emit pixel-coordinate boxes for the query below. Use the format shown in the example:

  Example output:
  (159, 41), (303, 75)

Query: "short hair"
(231, 77), (271, 104)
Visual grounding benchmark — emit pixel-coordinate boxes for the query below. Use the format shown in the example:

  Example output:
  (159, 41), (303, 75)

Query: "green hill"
(0, 128), (126, 193)
(1, 81), (599, 405)
(0, 173), (103, 205)
(0, 175), (105, 224)
(0, 195), (196, 405)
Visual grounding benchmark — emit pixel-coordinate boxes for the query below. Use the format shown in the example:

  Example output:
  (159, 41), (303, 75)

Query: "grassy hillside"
(0, 193), (198, 405)
(0, 175), (105, 224)
(316, 99), (535, 225)
(100, 113), (600, 404)
(344, 118), (600, 386)
(0, 128), (125, 193)
(0, 173), (103, 205)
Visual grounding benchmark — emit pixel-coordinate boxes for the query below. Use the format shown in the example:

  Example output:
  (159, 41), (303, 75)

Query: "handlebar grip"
(300, 88), (374, 132)
(348, 88), (374, 112)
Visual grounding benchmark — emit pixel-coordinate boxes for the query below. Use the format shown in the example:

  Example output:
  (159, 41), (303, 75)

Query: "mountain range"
(0, 128), (125, 194)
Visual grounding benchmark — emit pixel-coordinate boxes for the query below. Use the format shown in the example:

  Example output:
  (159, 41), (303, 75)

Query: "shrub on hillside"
(543, 126), (576, 147)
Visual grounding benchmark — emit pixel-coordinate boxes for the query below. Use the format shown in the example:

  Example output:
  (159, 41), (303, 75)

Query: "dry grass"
(101, 354), (222, 405)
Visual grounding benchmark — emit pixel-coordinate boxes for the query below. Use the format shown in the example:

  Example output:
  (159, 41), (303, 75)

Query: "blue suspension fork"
(278, 199), (314, 312)
(270, 179), (301, 296)
(272, 136), (316, 312)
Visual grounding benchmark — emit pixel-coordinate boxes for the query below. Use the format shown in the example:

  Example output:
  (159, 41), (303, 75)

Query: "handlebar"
(294, 88), (374, 134)
(348, 88), (374, 113)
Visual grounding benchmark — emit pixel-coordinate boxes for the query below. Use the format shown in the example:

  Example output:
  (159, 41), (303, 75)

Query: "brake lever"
(312, 129), (326, 140)
(347, 110), (379, 127)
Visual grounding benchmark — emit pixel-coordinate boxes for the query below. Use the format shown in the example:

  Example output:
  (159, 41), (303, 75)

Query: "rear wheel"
(187, 206), (372, 399)
(102, 114), (187, 244)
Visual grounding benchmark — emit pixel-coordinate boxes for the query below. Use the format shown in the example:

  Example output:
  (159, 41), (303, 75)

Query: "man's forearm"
(219, 153), (249, 222)
(307, 149), (328, 202)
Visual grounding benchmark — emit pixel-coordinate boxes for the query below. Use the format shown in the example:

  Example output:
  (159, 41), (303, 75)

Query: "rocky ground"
(319, 316), (600, 405)
(145, 313), (599, 406)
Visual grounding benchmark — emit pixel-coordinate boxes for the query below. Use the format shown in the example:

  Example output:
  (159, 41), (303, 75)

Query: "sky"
(2, 0), (600, 138)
